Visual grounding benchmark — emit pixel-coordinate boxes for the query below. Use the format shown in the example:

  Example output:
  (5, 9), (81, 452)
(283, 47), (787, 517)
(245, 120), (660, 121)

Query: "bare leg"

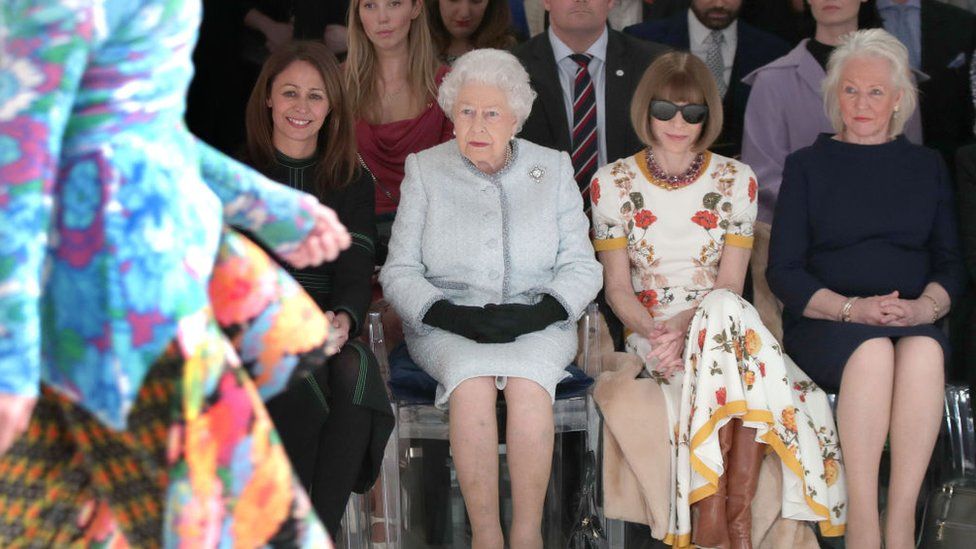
(836, 338), (895, 549)
(449, 377), (504, 549)
(503, 378), (554, 549)
(884, 337), (944, 549)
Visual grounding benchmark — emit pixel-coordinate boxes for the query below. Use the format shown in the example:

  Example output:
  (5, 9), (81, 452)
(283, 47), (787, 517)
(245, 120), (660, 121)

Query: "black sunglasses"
(650, 100), (709, 125)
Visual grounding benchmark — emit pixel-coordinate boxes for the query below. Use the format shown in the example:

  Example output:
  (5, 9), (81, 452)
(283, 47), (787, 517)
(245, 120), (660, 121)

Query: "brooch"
(529, 166), (545, 183)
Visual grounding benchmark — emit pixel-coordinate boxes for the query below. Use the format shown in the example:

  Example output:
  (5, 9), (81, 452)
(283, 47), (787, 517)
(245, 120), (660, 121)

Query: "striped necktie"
(570, 53), (598, 210)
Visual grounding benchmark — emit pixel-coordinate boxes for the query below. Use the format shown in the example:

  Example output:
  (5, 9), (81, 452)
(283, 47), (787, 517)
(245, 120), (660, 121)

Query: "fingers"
(0, 395), (35, 457)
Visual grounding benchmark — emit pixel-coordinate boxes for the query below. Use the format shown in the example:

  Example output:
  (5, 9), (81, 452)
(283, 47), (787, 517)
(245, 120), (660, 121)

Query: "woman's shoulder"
(593, 150), (643, 178)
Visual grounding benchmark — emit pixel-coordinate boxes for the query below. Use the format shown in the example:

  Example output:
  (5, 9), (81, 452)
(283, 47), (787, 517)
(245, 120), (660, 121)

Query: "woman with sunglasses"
(591, 51), (845, 548)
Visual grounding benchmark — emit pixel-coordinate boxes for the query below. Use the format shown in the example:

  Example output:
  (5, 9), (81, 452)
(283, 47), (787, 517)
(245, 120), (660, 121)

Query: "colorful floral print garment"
(591, 151), (846, 546)
(0, 0), (338, 545)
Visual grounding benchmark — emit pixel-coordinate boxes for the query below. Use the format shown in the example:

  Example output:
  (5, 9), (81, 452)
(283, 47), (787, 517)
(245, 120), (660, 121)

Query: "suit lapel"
(530, 36), (572, 152)
(605, 31), (630, 162)
(920, 1), (948, 74)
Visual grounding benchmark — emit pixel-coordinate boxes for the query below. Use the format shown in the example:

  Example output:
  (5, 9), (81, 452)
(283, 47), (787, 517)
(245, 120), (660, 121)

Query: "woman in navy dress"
(767, 30), (967, 549)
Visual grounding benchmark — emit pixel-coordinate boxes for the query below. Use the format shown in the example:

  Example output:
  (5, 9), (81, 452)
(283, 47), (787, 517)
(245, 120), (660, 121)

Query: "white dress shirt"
(548, 26), (609, 166)
(687, 9), (738, 90)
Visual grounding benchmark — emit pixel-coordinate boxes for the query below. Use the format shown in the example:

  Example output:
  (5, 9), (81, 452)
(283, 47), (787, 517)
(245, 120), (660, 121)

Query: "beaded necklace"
(643, 148), (709, 191)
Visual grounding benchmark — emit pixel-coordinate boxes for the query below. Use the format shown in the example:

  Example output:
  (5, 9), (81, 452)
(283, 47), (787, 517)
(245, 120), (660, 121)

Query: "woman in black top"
(242, 40), (393, 536)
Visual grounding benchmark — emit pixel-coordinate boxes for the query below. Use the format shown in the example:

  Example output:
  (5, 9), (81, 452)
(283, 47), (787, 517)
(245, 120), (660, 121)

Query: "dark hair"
(631, 52), (724, 152)
(426, 0), (517, 58)
(801, 0), (883, 35)
(244, 41), (358, 196)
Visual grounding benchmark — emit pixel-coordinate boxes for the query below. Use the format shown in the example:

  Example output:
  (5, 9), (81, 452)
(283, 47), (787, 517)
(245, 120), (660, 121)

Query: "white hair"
(437, 48), (537, 132)
(822, 28), (918, 138)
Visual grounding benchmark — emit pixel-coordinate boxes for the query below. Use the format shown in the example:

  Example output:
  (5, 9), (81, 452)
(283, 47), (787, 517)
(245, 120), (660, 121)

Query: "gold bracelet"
(920, 294), (940, 323)
(840, 296), (860, 323)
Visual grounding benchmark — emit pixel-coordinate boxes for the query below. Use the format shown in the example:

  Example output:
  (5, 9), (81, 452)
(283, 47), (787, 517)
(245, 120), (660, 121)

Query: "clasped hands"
(423, 295), (567, 344)
(644, 309), (694, 378)
(848, 291), (933, 327)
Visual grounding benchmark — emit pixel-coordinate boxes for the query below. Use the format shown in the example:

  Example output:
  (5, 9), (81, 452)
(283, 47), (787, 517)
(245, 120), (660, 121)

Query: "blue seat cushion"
(387, 343), (594, 405)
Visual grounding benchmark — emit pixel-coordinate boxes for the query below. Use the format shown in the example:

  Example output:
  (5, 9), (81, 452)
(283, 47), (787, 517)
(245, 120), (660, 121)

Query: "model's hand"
(0, 393), (36, 457)
(850, 291), (900, 326)
(326, 311), (352, 349)
(282, 203), (350, 268)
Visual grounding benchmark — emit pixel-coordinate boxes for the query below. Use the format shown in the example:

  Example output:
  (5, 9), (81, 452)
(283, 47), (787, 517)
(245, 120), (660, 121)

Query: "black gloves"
(422, 295), (569, 343)
(422, 300), (488, 341)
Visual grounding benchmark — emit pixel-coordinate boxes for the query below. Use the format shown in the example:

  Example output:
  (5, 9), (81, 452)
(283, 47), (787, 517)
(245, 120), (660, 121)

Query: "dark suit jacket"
(513, 28), (668, 164)
(624, 11), (790, 157)
(920, 0), (976, 162)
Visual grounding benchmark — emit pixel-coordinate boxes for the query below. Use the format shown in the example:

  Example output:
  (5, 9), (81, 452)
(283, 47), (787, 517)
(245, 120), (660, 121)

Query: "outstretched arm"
(0, 1), (100, 452)
(194, 139), (350, 264)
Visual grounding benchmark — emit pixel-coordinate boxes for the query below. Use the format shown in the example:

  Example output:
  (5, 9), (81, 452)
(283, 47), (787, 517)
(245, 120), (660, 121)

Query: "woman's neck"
(652, 146), (697, 175)
(375, 42), (411, 83)
(815, 20), (858, 46)
(273, 135), (317, 160)
(446, 37), (473, 57)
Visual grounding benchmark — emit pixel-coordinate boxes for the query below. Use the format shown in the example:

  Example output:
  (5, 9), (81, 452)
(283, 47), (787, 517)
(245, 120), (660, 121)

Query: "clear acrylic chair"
(338, 304), (606, 548)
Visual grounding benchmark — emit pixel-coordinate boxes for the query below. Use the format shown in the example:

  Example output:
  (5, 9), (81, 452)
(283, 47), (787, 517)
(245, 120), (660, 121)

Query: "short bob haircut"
(630, 51), (723, 152)
(822, 28), (917, 138)
(437, 49), (537, 133)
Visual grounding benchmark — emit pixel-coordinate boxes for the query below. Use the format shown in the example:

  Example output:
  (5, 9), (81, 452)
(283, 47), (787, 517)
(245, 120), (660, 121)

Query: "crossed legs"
(449, 377), (554, 549)
(836, 336), (943, 549)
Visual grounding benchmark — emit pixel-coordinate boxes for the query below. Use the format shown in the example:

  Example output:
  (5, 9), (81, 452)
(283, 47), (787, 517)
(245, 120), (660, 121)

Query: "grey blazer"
(379, 139), (603, 407)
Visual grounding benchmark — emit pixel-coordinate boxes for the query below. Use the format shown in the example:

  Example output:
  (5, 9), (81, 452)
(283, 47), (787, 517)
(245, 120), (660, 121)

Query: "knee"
(894, 336), (944, 370)
(700, 288), (745, 314)
(452, 377), (499, 405)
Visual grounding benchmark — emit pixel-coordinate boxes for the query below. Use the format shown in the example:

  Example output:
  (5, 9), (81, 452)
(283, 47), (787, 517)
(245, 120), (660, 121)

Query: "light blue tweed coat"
(380, 139), (603, 408)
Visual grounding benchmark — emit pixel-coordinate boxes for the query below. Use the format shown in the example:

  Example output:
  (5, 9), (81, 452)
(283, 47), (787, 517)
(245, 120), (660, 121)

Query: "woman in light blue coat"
(380, 49), (602, 549)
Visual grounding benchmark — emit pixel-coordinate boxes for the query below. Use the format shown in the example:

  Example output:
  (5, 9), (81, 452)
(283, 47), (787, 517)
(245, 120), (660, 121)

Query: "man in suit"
(624, 0), (791, 157)
(514, 0), (668, 210)
(877, 0), (976, 161)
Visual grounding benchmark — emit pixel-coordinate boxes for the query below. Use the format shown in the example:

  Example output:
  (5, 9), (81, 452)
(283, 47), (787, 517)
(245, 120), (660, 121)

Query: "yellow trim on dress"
(723, 233), (754, 249)
(593, 237), (628, 252)
(679, 399), (847, 544)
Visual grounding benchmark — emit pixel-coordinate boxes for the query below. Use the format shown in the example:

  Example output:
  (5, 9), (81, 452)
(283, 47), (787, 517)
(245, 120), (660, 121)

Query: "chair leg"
(691, 420), (734, 548)
(726, 420), (765, 549)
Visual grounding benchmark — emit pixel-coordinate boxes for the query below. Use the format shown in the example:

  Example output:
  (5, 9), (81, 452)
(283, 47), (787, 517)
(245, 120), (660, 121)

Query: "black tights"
(266, 343), (375, 536)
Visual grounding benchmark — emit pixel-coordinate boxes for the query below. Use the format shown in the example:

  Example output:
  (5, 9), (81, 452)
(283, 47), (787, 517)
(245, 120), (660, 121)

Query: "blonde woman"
(345, 0), (453, 257)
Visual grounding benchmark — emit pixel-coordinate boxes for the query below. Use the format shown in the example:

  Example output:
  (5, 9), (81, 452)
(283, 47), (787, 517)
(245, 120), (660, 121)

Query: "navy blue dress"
(767, 134), (967, 392)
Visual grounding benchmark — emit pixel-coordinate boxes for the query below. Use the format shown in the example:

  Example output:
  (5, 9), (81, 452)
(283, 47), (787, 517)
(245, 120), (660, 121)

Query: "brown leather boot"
(691, 420), (735, 548)
(725, 420), (766, 549)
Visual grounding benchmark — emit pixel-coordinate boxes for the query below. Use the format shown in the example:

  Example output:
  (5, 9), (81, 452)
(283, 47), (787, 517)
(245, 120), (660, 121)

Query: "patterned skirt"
(626, 289), (847, 547)
(0, 230), (335, 548)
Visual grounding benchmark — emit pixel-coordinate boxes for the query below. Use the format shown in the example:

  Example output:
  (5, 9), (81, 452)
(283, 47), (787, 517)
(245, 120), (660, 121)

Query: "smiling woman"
(241, 40), (394, 538)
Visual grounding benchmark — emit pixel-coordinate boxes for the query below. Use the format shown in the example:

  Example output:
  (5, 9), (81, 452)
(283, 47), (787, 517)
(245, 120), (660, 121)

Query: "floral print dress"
(0, 0), (337, 545)
(591, 150), (846, 546)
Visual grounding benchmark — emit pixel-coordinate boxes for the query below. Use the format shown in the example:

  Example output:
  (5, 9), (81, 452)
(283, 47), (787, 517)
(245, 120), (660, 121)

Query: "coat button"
(486, 238), (498, 248)
(488, 270), (500, 280)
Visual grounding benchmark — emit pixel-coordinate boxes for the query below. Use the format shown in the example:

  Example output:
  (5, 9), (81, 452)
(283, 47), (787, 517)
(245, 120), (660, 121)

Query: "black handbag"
(566, 450), (609, 549)
(918, 479), (976, 548)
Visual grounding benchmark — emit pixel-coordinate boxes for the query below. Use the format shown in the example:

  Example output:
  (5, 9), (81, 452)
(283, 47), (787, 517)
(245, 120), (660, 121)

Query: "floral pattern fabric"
(0, 231), (335, 547)
(590, 151), (846, 546)
(591, 151), (757, 322)
(0, 0), (318, 430)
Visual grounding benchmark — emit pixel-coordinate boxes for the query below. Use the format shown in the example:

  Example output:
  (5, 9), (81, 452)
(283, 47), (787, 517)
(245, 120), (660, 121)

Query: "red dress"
(356, 66), (454, 216)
